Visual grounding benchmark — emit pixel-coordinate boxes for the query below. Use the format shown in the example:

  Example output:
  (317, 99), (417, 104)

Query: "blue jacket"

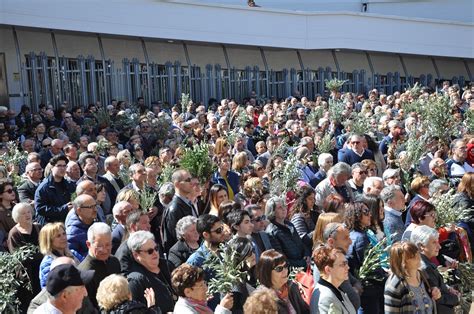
(383, 209), (406, 243)
(34, 175), (76, 225)
(65, 210), (92, 262)
(211, 170), (240, 198)
(347, 229), (369, 275)
(39, 251), (81, 288)
(339, 149), (374, 166)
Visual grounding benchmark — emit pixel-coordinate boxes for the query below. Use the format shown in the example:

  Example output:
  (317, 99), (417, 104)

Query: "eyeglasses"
(424, 212), (437, 218)
(181, 177), (192, 183)
(210, 226), (224, 234)
(351, 141), (361, 144)
(3, 189), (14, 194)
(138, 246), (159, 255)
(356, 170), (368, 175)
(80, 204), (97, 209)
(273, 262), (289, 272)
(30, 168), (43, 172)
(362, 208), (372, 215)
(256, 167), (264, 171)
(251, 215), (266, 223)
(43, 144), (51, 148)
(55, 164), (67, 168)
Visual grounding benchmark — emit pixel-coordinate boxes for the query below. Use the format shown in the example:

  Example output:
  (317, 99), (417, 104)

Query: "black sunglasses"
(273, 262), (289, 272)
(210, 226), (224, 234)
(138, 246), (159, 255)
(252, 215), (266, 223)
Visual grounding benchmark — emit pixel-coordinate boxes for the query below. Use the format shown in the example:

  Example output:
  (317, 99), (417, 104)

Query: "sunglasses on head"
(252, 215), (266, 223)
(273, 262), (289, 272)
(138, 246), (159, 255)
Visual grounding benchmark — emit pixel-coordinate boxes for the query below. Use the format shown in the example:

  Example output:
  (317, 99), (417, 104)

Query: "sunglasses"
(139, 246), (159, 255)
(181, 177), (192, 183)
(351, 141), (361, 144)
(210, 226), (224, 234)
(3, 189), (14, 194)
(252, 215), (266, 223)
(273, 262), (289, 272)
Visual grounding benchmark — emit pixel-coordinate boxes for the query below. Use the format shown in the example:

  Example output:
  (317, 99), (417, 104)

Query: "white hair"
(127, 231), (155, 252)
(318, 153), (333, 167)
(328, 162), (351, 178)
(113, 201), (131, 217)
(410, 225), (439, 248)
(11, 203), (33, 223)
(175, 216), (197, 240)
(363, 176), (383, 193)
(87, 222), (111, 243)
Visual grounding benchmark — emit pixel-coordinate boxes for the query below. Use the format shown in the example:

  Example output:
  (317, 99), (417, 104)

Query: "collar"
(352, 148), (365, 157)
(176, 193), (193, 205)
(131, 181), (143, 192)
(44, 300), (63, 314)
(384, 206), (403, 217)
(318, 278), (344, 303)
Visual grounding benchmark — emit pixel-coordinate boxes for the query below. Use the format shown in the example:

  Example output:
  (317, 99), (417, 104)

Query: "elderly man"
(111, 201), (133, 254)
(315, 162), (354, 206)
(381, 185), (406, 243)
(18, 162), (43, 204)
(348, 163), (367, 197)
(76, 180), (106, 222)
(65, 194), (98, 261)
(65, 161), (81, 183)
(34, 155), (76, 225)
(39, 138), (64, 168)
(102, 156), (124, 205)
(162, 169), (198, 253)
(379, 120), (403, 158)
(33, 264), (94, 314)
(115, 210), (152, 275)
(312, 153), (333, 188)
(339, 134), (374, 166)
(428, 157), (448, 182)
(446, 139), (472, 184)
(363, 176), (384, 197)
(78, 222), (120, 309)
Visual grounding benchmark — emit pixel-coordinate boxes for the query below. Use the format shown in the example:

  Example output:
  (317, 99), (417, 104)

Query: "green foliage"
(181, 93), (191, 114)
(328, 99), (346, 124)
(0, 141), (27, 170)
(140, 187), (157, 211)
(93, 106), (111, 127)
(202, 243), (247, 295)
(344, 112), (371, 136)
(307, 106), (324, 125)
(432, 189), (466, 228)
(114, 108), (140, 131)
(315, 133), (335, 155)
(325, 78), (348, 92)
(270, 153), (300, 196)
(421, 95), (456, 142)
(464, 109), (474, 134)
(95, 138), (110, 155)
(158, 163), (176, 186)
(118, 166), (131, 186)
(357, 237), (390, 285)
(236, 107), (251, 129)
(0, 244), (39, 312)
(439, 262), (474, 313)
(178, 143), (215, 184)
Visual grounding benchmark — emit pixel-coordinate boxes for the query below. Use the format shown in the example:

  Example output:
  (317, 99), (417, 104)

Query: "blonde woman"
(96, 274), (158, 313)
(38, 222), (80, 288)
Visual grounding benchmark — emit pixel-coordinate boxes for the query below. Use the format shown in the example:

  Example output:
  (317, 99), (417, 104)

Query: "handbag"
(294, 264), (314, 305)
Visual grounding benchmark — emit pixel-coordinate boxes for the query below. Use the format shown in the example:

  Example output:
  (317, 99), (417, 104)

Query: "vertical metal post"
(132, 58), (141, 100)
(141, 38), (152, 104)
(51, 31), (62, 107)
(88, 56), (97, 104)
(430, 57), (441, 81)
(40, 52), (51, 106)
(259, 48), (269, 98)
(97, 35), (109, 106)
(331, 50), (340, 76)
(29, 52), (41, 107)
(78, 55), (88, 106)
(12, 27), (27, 108)
(182, 43), (192, 98)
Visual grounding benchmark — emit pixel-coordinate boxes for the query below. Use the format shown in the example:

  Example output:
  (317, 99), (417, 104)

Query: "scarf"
(182, 297), (213, 314)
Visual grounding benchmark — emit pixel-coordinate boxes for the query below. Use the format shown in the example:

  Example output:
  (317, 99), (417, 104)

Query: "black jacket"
(79, 254), (121, 309)
(103, 300), (160, 314)
(127, 261), (174, 314)
(17, 179), (39, 203)
(265, 220), (309, 268)
(162, 195), (194, 253)
(167, 239), (197, 268)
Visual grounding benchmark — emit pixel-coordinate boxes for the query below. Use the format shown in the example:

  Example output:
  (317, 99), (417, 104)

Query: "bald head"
(76, 180), (97, 198)
(112, 201), (133, 225)
(50, 256), (75, 270)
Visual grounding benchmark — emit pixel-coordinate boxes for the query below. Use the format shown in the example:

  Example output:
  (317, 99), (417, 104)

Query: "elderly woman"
(171, 264), (233, 313)
(313, 245), (356, 314)
(7, 203), (42, 311)
(38, 222), (80, 288)
(411, 226), (460, 313)
(384, 242), (441, 313)
(168, 216), (200, 268)
(97, 274), (159, 313)
(7, 203), (41, 251)
(265, 196), (309, 268)
(401, 200), (437, 241)
(127, 230), (174, 313)
(255, 249), (309, 314)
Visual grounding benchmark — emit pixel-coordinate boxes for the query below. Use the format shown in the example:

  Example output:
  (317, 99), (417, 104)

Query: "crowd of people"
(0, 79), (473, 314)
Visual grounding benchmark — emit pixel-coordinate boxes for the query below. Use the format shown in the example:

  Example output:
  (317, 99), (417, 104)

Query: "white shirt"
(34, 300), (63, 314)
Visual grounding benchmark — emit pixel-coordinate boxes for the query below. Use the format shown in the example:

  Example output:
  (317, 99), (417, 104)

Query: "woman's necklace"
(408, 273), (431, 313)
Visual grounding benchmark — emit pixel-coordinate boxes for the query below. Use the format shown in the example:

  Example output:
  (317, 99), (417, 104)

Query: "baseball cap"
(46, 264), (95, 296)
